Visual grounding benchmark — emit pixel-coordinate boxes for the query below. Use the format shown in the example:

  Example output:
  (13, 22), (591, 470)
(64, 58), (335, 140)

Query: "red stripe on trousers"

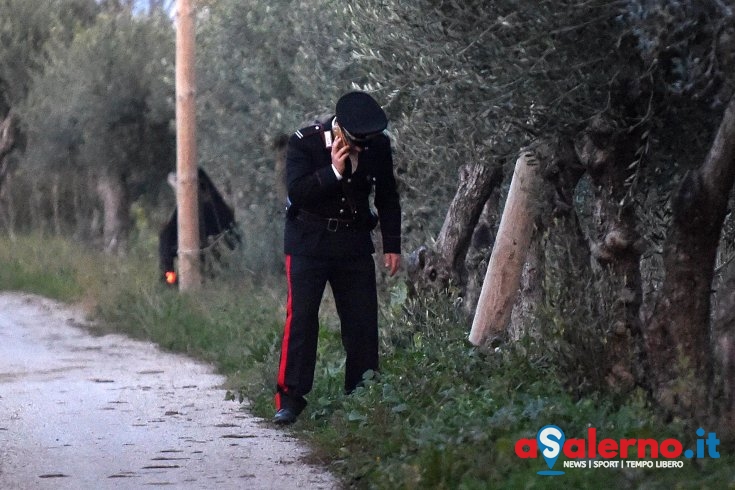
(276, 255), (293, 409)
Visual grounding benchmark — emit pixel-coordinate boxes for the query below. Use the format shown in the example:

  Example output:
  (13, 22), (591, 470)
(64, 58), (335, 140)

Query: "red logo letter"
(515, 438), (538, 458)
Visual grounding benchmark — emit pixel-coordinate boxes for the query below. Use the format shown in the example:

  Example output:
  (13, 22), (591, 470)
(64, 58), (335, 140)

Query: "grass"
(0, 235), (89, 301)
(1, 233), (734, 489)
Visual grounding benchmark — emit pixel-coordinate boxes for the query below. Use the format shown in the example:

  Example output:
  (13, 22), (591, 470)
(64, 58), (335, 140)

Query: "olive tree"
(20, 11), (176, 251)
(195, 0), (359, 271)
(0, 0), (98, 205)
(342, 0), (735, 425)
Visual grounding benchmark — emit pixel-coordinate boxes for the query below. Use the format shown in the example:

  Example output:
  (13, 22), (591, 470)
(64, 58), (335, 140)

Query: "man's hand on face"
(331, 134), (351, 176)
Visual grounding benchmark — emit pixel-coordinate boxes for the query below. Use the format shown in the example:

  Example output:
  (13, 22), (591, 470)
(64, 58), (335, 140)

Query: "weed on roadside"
(2, 235), (734, 489)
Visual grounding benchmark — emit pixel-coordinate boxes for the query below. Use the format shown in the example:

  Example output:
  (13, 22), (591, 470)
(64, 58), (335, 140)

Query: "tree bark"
(51, 173), (62, 236)
(646, 96), (735, 421)
(508, 237), (542, 341)
(464, 194), (502, 316)
(97, 171), (130, 254)
(406, 163), (502, 294)
(0, 112), (18, 193)
(574, 115), (646, 393)
(714, 275), (735, 439)
(0, 169), (16, 239)
(435, 163), (503, 285)
(469, 152), (542, 346)
(510, 139), (588, 342)
(30, 178), (45, 235)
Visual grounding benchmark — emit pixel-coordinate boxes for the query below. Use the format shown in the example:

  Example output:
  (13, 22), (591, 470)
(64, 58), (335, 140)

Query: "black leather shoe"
(273, 408), (298, 425)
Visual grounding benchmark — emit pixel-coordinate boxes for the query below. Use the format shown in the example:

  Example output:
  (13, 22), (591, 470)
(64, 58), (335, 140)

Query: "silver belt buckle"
(327, 218), (338, 232)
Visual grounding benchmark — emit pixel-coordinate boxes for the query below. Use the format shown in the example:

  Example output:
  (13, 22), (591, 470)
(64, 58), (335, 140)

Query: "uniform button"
(339, 209), (345, 214)
(347, 178), (352, 183)
(341, 197), (346, 202)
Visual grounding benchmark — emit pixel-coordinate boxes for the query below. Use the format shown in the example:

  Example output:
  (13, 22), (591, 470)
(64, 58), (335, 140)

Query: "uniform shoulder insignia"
(294, 124), (323, 140)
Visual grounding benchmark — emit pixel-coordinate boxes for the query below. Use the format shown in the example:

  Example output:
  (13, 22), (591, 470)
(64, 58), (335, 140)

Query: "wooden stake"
(469, 152), (540, 346)
(175, 0), (200, 290)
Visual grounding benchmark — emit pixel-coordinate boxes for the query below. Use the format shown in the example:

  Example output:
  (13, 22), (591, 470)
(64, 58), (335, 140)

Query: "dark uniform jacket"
(284, 118), (401, 257)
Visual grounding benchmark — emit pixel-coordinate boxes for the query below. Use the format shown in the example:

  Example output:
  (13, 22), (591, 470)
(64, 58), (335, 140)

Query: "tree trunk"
(52, 173), (62, 236)
(73, 173), (86, 241)
(30, 178), (46, 235)
(646, 96), (735, 422)
(464, 193), (502, 316)
(0, 169), (16, 239)
(574, 115), (647, 393)
(714, 274), (735, 440)
(97, 171), (130, 254)
(510, 139), (588, 341)
(469, 152), (542, 346)
(406, 163), (502, 294)
(436, 163), (503, 285)
(508, 237), (542, 341)
(0, 112), (18, 194)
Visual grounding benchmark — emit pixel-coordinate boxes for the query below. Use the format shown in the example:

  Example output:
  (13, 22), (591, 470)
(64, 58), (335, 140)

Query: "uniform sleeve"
(373, 138), (401, 254)
(286, 133), (341, 207)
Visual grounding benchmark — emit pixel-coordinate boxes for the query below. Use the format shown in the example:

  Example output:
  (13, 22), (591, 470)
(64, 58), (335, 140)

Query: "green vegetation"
(0, 235), (91, 301)
(1, 234), (732, 489)
(2, 1), (734, 487)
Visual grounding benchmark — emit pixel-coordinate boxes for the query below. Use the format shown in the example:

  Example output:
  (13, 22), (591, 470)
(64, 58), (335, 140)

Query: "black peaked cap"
(335, 91), (388, 135)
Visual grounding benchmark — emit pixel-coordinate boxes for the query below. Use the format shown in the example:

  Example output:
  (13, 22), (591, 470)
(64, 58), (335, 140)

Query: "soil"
(0, 292), (339, 489)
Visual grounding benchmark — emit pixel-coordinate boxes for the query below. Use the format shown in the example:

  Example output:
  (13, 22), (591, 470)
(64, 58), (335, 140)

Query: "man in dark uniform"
(158, 167), (240, 285)
(273, 91), (401, 425)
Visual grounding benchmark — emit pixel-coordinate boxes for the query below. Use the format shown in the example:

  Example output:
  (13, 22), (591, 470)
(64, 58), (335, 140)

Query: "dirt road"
(0, 292), (338, 489)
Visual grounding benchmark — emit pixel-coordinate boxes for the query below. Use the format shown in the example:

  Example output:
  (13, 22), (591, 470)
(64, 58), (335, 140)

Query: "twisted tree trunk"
(406, 163), (502, 297)
(646, 96), (735, 422)
(575, 115), (646, 393)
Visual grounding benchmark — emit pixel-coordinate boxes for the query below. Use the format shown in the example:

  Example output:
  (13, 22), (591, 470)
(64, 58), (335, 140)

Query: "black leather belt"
(296, 209), (357, 232)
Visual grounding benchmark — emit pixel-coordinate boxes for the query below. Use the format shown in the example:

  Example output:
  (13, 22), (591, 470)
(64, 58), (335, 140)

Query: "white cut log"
(469, 152), (541, 346)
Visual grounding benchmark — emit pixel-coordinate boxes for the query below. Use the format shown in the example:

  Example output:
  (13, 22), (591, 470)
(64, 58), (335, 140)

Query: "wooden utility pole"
(469, 152), (540, 346)
(175, 0), (200, 290)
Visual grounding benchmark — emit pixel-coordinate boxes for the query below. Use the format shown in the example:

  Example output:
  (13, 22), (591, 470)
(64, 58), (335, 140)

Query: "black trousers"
(275, 254), (378, 413)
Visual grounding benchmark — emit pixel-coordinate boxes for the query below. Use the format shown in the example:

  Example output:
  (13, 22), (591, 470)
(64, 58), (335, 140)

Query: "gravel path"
(0, 292), (339, 489)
